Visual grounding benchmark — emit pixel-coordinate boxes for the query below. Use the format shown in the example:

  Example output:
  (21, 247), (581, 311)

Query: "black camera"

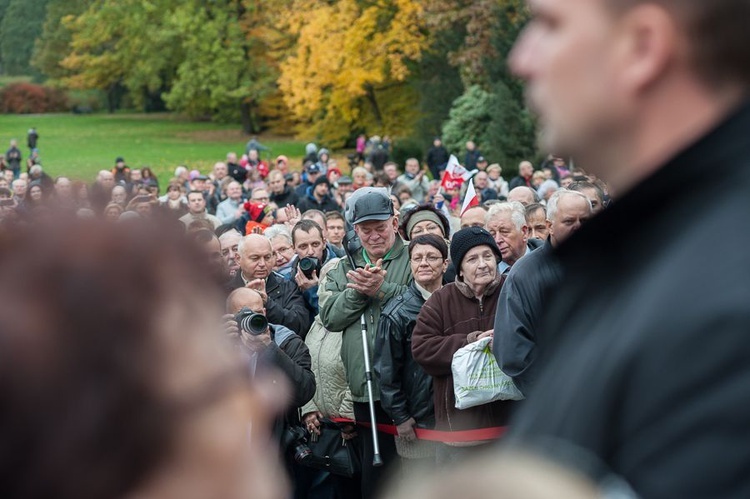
(282, 425), (312, 464)
(298, 256), (320, 279)
(234, 307), (268, 336)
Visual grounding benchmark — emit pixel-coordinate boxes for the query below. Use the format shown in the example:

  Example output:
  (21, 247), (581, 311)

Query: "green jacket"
(319, 239), (412, 402)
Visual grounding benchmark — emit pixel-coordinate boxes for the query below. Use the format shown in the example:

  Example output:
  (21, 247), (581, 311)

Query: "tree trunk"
(240, 101), (253, 134)
(365, 84), (384, 128)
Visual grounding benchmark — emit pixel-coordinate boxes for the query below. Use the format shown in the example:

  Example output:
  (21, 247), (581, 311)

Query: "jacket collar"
(454, 272), (504, 300)
(557, 99), (750, 270)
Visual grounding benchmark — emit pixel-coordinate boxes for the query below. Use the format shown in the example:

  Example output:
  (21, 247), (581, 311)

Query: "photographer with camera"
(229, 233), (311, 337)
(226, 287), (317, 497)
(291, 219), (338, 319)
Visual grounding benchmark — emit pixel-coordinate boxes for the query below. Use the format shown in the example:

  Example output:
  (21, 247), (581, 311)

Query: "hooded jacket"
(297, 186), (340, 214)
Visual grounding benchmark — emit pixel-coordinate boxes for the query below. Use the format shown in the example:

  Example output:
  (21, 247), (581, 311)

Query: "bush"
(0, 82), (68, 114)
(391, 138), (424, 169)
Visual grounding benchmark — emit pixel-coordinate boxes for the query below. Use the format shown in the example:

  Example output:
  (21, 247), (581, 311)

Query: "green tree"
(0, 0), (51, 76)
(32, 0), (93, 81)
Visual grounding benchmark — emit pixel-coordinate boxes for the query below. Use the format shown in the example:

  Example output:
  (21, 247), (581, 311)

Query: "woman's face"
(390, 195), (401, 211)
(270, 236), (294, 269)
(459, 245), (497, 288)
(409, 244), (446, 288)
(168, 186), (182, 200)
(353, 171), (367, 185)
(410, 219), (444, 239)
(29, 186), (42, 201)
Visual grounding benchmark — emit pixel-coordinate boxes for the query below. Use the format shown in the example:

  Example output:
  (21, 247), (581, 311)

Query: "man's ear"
(521, 224), (529, 241)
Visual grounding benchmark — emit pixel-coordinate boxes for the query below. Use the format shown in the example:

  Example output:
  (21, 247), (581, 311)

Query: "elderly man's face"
(549, 194), (591, 245)
(355, 218), (398, 260)
(510, 0), (620, 161)
(486, 212), (528, 267)
(219, 232), (242, 276)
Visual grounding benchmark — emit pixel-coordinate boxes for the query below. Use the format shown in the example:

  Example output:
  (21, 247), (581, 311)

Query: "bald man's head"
(236, 234), (274, 280)
(226, 287), (265, 315)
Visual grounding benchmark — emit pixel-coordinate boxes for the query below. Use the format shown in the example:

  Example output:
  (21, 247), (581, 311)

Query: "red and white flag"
(441, 155), (472, 190)
(460, 179), (480, 216)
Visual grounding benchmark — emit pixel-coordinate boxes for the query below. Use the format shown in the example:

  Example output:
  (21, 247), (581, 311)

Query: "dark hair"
(399, 204), (451, 240)
(292, 219), (324, 244)
(408, 234), (449, 260)
(568, 181), (604, 202)
(188, 228), (219, 245)
(0, 220), (227, 498)
(187, 190), (204, 199)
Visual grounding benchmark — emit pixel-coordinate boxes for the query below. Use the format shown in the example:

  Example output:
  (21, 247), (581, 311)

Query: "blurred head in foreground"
(0, 220), (286, 499)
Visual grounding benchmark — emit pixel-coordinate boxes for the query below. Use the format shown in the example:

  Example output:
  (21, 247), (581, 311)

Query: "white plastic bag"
(452, 337), (524, 409)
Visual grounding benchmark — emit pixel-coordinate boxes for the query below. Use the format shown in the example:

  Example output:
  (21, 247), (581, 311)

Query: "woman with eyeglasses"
(412, 227), (514, 464)
(374, 234), (448, 465)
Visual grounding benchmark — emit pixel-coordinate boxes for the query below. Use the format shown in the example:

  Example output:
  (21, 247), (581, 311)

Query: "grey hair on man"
(486, 201), (527, 231)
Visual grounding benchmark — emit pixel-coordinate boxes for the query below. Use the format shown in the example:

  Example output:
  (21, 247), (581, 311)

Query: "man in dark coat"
(296, 177), (340, 214)
(426, 137), (449, 180)
(504, 0), (750, 496)
(229, 233), (312, 337)
(493, 190), (591, 395)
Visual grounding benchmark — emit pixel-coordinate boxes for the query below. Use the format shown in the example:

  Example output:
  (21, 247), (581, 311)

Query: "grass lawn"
(0, 113), (306, 185)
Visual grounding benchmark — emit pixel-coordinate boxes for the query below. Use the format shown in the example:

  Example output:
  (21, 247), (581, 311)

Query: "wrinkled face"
(294, 228), (325, 261)
(226, 183), (242, 200)
(12, 180), (26, 197)
(111, 187), (127, 204)
(237, 239), (274, 279)
(270, 236), (294, 269)
(526, 208), (549, 240)
(354, 218), (398, 260)
(100, 173), (115, 189)
(409, 219), (444, 240)
(410, 243), (447, 288)
(268, 174), (285, 194)
(326, 219), (345, 245)
(550, 195), (591, 245)
(510, 0), (621, 160)
(188, 193), (206, 214)
(459, 245), (498, 287)
(251, 189), (269, 203)
(486, 212), (527, 266)
(460, 207), (486, 229)
(219, 232), (242, 276)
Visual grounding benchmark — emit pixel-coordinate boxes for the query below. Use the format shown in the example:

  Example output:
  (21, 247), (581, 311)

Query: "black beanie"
(450, 226), (503, 270)
(314, 176), (330, 188)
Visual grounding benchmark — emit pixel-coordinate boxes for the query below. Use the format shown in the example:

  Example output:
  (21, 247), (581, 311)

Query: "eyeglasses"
(410, 255), (443, 265)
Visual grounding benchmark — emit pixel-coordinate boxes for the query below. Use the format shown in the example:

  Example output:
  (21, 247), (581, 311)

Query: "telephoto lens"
(234, 307), (269, 336)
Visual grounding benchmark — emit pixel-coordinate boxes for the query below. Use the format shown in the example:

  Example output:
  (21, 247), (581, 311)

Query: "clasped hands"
(346, 259), (386, 297)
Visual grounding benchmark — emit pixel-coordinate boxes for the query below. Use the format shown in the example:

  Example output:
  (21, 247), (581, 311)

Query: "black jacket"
(507, 101), (750, 497)
(296, 188), (340, 214)
(426, 145), (449, 178)
(493, 240), (561, 395)
(229, 271), (312, 337)
(270, 186), (299, 208)
(374, 282), (434, 427)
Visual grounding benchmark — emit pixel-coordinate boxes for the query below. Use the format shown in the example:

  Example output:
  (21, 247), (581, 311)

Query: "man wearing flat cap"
(318, 187), (411, 498)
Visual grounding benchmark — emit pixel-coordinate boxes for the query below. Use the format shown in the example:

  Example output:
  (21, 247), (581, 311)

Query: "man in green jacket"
(319, 187), (411, 499)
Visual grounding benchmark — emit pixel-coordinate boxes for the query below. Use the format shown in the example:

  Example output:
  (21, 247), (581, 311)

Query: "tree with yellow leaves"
(279, 0), (428, 147)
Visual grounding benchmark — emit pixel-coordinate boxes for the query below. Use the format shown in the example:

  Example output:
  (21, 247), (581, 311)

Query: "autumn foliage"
(0, 83), (68, 114)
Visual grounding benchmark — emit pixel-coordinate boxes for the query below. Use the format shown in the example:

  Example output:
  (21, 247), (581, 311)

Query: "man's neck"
(588, 82), (745, 197)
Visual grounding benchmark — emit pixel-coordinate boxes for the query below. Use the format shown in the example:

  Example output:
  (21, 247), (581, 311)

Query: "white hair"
(264, 224), (292, 245)
(486, 201), (526, 231)
(546, 189), (592, 222)
(174, 165), (188, 177)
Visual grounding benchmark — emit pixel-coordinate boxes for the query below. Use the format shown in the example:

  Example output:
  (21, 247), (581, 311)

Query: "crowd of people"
(0, 129), (610, 499)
